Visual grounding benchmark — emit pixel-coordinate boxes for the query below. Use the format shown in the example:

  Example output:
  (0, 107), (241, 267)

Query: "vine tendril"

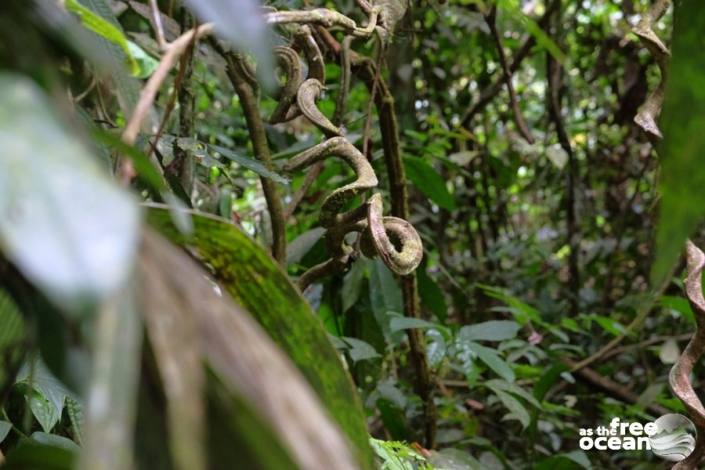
(670, 241), (705, 469)
(251, 9), (423, 289)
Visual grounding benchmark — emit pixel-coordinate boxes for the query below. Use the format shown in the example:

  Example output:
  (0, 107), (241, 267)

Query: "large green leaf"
(0, 74), (140, 311)
(653, 0), (705, 283)
(27, 391), (61, 433)
(139, 230), (361, 470)
(0, 290), (24, 385)
(16, 360), (73, 416)
(492, 389), (530, 429)
(65, 0), (139, 75)
(3, 440), (75, 470)
(15, 359), (77, 434)
(146, 206), (376, 470)
(497, 0), (566, 64)
(76, 0), (142, 118)
(403, 157), (456, 210)
(465, 341), (515, 383)
(369, 259), (403, 339)
(460, 320), (521, 342)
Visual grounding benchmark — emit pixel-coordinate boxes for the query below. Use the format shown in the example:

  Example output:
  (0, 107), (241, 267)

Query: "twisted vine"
(239, 6), (423, 290)
(633, 0), (671, 138)
(630, 6), (705, 466)
(670, 241), (705, 469)
(213, 4), (429, 444)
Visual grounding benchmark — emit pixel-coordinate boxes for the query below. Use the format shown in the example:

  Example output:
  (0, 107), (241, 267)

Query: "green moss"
(147, 206), (375, 470)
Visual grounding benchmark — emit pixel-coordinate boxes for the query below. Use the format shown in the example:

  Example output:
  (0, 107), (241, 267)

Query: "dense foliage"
(2, 0), (705, 469)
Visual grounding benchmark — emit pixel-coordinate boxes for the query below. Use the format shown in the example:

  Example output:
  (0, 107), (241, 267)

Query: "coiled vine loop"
(254, 9), (423, 290)
(670, 241), (705, 469)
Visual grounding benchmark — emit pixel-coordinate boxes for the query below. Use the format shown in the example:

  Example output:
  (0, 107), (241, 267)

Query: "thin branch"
(265, 7), (381, 37)
(149, 0), (167, 50)
(333, 36), (353, 127)
(212, 43), (287, 264)
(169, 8), (197, 194)
(571, 264), (677, 372)
(670, 241), (705, 469)
(118, 23), (214, 183)
(147, 28), (196, 161)
(546, 7), (579, 317)
(561, 358), (670, 416)
(460, 0), (559, 128)
(284, 162), (324, 220)
(485, 7), (534, 144)
(353, 53), (437, 449)
(602, 333), (691, 361)
(632, 0), (671, 138)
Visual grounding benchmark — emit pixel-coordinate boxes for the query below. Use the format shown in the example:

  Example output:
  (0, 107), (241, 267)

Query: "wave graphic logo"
(649, 414), (697, 462)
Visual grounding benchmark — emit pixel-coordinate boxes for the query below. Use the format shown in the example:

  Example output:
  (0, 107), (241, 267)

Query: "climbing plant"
(4, 0), (705, 469)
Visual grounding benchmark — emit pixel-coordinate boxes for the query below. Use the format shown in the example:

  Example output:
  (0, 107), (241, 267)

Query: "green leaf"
(91, 129), (167, 193)
(28, 391), (61, 433)
(369, 259), (403, 338)
(460, 320), (521, 342)
(477, 285), (543, 326)
(465, 341), (515, 382)
(126, 41), (159, 79)
(66, 397), (84, 446)
(485, 379), (541, 409)
(404, 157), (456, 210)
(492, 389), (530, 428)
(417, 266), (448, 321)
(0, 420), (12, 444)
(91, 130), (193, 233)
(74, 0), (142, 118)
(426, 329), (447, 367)
(369, 438), (428, 470)
(0, 74), (140, 311)
(429, 448), (483, 470)
(146, 206), (376, 469)
(497, 0), (566, 64)
(3, 440), (75, 470)
(286, 227), (326, 266)
(341, 259), (367, 312)
(661, 294), (695, 323)
(16, 360), (74, 429)
(65, 0), (139, 75)
(588, 314), (626, 337)
(653, 0), (705, 283)
(342, 337), (381, 362)
(208, 143), (289, 184)
(534, 451), (591, 469)
(389, 316), (439, 333)
(31, 432), (80, 452)
(0, 290), (24, 385)
(533, 363), (569, 401)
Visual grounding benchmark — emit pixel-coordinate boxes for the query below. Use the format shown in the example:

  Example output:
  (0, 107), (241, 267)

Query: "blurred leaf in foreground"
(138, 229), (359, 470)
(183, 0), (274, 88)
(653, 0), (705, 283)
(0, 74), (140, 312)
(146, 206), (377, 469)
